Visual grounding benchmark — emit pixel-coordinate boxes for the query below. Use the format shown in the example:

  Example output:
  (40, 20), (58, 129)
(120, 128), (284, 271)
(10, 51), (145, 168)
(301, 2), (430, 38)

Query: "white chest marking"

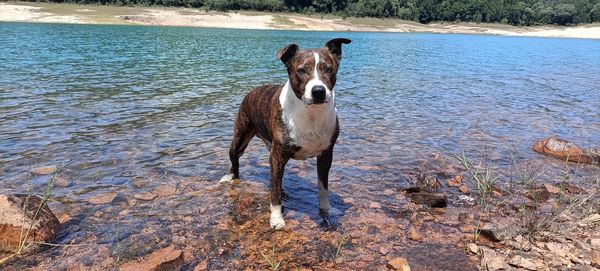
(279, 53), (337, 160)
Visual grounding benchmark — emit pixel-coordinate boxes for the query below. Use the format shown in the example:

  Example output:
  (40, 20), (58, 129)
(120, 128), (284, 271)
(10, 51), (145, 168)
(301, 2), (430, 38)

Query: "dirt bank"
(2, 2), (600, 39)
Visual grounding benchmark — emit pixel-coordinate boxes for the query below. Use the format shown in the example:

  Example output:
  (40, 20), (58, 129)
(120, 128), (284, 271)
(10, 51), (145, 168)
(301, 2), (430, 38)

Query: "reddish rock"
(533, 136), (598, 164)
(369, 201), (382, 209)
(408, 227), (421, 241)
(120, 245), (183, 271)
(387, 257), (411, 271)
(525, 188), (549, 203)
(543, 183), (560, 194)
(459, 185), (470, 194)
(134, 192), (157, 201)
(0, 194), (60, 252)
(30, 165), (58, 175)
(448, 175), (462, 187)
(88, 192), (118, 204)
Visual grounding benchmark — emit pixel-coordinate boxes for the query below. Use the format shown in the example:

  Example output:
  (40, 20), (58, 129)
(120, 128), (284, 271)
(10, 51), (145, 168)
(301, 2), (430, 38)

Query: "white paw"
(270, 215), (286, 230)
(219, 173), (234, 183)
(270, 204), (285, 230)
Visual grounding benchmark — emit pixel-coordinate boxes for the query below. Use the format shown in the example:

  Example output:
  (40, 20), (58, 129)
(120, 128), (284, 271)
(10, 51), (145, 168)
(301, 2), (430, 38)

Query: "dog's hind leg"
(220, 111), (256, 182)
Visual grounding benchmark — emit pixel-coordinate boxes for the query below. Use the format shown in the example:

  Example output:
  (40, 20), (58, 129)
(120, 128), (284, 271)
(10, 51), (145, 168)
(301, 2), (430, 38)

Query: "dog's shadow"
(238, 156), (348, 231)
(281, 171), (348, 231)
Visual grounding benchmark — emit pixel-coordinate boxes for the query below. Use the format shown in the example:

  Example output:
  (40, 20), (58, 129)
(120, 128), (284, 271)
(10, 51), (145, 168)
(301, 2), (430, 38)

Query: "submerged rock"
(30, 165), (58, 175)
(0, 194), (60, 252)
(120, 245), (183, 271)
(533, 136), (599, 164)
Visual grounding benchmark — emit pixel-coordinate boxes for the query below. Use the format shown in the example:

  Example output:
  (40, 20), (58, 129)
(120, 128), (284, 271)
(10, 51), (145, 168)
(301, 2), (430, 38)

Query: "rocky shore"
(1, 136), (598, 270)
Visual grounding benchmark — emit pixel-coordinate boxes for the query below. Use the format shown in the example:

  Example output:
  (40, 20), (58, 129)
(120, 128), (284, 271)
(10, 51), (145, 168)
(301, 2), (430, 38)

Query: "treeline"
(40, 0), (600, 25)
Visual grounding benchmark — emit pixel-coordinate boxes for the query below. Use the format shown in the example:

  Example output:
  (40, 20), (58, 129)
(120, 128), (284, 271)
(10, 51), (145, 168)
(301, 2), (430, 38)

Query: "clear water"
(1, 21), (600, 270)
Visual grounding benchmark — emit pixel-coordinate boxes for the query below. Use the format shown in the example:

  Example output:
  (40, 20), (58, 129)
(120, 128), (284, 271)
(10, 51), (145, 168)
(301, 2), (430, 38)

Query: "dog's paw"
(219, 173), (234, 183)
(270, 216), (286, 230)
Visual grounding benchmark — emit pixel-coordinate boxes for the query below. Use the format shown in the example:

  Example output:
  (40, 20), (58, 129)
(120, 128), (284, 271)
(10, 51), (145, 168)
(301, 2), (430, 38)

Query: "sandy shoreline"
(2, 2), (600, 39)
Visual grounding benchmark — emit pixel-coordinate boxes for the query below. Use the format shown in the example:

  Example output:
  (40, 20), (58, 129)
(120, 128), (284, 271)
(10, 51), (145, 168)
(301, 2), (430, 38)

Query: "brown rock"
(459, 185), (470, 194)
(369, 201), (382, 209)
(0, 194), (60, 252)
(507, 254), (544, 270)
(134, 192), (157, 201)
(153, 185), (177, 198)
(120, 245), (183, 271)
(88, 192), (118, 205)
(387, 257), (411, 271)
(408, 227), (421, 241)
(481, 248), (508, 270)
(532, 136), (598, 164)
(409, 192), (447, 208)
(525, 188), (549, 202)
(194, 259), (208, 271)
(591, 250), (600, 268)
(30, 165), (58, 175)
(448, 175), (462, 187)
(543, 183), (560, 194)
(480, 223), (520, 242)
(467, 243), (479, 254)
(561, 182), (583, 194)
(53, 177), (72, 188)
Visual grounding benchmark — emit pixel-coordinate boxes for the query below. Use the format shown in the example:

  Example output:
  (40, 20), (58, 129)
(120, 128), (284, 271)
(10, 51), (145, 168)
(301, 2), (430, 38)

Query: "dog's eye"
(297, 68), (306, 75)
(325, 67), (334, 74)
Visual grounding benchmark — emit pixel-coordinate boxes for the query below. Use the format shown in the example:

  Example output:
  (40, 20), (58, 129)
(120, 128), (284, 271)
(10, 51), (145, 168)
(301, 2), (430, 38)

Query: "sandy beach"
(2, 2), (600, 39)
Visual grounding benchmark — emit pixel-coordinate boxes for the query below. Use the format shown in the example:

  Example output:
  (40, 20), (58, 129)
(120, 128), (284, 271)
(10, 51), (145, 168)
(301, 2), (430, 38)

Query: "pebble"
(386, 257), (411, 271)
(30, 165), (58, 175)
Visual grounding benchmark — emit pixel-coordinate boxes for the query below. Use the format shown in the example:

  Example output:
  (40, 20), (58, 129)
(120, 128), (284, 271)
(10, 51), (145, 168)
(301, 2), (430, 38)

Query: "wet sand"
(2, 2), (600, 39)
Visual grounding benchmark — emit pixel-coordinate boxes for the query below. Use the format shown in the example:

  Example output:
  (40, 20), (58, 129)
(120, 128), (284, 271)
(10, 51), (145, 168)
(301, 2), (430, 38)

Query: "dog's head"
(276, 38), (351, 105)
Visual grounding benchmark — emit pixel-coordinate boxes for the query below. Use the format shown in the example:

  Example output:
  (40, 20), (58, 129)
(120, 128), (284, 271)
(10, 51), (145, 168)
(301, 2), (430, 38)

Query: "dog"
(220, 38), (351, 230)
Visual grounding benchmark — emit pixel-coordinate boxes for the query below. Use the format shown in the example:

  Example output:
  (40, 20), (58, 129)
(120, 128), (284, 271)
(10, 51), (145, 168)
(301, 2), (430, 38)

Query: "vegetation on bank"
(22, 0), (600, 26)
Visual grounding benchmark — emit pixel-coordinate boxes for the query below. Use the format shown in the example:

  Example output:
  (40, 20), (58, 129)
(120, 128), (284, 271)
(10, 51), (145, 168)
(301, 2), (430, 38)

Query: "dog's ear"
(276, 44), (299, 66)
(325, 38), (351, 60)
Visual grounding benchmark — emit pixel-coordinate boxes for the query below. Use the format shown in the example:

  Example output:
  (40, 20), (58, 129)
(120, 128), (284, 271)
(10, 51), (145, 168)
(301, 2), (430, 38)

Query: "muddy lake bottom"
(1, 22), (599, 270)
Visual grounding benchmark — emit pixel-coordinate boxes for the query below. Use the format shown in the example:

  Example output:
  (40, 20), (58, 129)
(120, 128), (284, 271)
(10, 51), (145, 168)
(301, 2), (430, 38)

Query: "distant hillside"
(27, 0), (600, 26)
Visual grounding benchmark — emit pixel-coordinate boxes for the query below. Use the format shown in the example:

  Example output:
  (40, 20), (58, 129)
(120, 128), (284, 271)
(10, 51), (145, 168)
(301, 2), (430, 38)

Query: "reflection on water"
(0, 22), (599, 269)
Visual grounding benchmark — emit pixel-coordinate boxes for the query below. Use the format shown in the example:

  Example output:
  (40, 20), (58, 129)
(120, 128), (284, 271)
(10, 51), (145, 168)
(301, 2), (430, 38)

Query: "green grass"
(260, 244), (282, 271)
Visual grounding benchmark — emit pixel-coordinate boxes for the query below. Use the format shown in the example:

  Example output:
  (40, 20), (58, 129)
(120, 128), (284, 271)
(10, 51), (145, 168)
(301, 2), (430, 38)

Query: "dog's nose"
(311, 85), (326, 103)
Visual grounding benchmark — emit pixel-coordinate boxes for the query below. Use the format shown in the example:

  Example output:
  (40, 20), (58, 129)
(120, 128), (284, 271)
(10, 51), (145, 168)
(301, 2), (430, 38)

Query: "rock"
(379, 246), (390, 255)
(467, 243), (479, 254)
(383, 189), (395, 195)
(88, 192), (118, 204)
(481, 248), (508, 270)
(591, 250), (600, 268)
(480, 223), (519, 242)
(525, 188), (550, 202)
(386, 257), (411, 271)
(578, 213), (600, 226)
(532, 136), (598, 164)
(0, 194), (60, 252)
(153, 185), (177, 198)
(408, 227), (421, 241)
(53, 177), (72, 188)
(508, 254), (544, 270)
(543, 183), (560, 194)
(459, 185), (470, 194)
(30, 165), (58, 175)
(409, 192), (447, 208)
(448, 175), (462, 187)
(194, 259), (209, 271)
(561, 182), (583, 194)
(120, 245), (183, 271)
(369, 201), (382, 209)
(590, 238), (600, 249)
(134, 192), (157, 201)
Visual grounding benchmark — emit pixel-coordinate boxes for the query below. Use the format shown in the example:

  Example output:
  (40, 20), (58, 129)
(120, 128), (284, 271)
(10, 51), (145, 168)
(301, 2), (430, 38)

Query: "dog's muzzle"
(311, 85), (327, 104)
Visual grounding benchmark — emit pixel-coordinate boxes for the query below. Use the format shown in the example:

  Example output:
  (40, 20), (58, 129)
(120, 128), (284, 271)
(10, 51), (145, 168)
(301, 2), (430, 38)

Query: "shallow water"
(1, 22), (599, 269)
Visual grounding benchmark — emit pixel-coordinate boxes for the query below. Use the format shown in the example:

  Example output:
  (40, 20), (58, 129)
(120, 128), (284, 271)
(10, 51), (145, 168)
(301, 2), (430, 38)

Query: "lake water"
(0, 22), (599, 269)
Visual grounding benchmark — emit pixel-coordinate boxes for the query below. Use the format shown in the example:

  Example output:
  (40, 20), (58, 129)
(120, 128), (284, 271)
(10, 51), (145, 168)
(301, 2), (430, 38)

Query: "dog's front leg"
(269, 143), (289, 230)
(317, 145), (336, 230)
